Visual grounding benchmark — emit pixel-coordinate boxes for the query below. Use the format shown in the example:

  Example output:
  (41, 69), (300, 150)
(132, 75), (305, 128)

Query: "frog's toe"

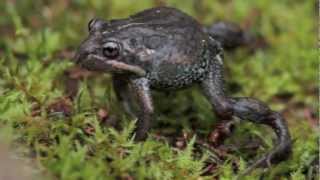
(240, 121), (292, 176)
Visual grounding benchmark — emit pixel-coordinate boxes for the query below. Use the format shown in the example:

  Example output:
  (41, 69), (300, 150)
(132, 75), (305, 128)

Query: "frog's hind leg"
(200, 59), (292, 175)
(228, 97), (292, 175)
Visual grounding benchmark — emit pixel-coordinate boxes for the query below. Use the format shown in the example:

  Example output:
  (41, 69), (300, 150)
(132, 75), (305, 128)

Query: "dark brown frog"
(75, 7), (291, 174)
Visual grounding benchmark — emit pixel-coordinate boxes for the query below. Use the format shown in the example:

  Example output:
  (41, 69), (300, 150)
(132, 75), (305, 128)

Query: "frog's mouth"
(75, 54), (146, 76)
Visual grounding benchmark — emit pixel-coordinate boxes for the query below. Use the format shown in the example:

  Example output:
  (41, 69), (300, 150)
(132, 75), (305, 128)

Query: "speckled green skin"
(75, 7), (291, 174)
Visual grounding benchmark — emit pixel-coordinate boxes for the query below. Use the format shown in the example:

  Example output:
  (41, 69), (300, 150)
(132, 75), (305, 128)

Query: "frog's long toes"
(241, 137), (291, 176)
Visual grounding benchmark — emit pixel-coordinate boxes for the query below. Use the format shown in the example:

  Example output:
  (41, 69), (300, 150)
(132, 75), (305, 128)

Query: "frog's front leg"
(129, 77), (154, 141)
(200, 59), (291, 174)
(112, 76), (136, 117)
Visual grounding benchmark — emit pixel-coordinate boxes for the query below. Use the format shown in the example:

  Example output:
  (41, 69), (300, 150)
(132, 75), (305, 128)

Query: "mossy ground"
(0, 0), (318, 179)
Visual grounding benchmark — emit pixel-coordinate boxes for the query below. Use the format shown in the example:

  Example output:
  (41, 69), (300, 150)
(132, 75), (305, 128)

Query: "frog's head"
(74, 18), (145, 75)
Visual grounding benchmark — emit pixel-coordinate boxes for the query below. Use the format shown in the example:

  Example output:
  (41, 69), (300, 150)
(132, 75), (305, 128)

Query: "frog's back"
(130, 7), (194, 25)
(107, 7), (208, 64)
(105, 7), (215, 89)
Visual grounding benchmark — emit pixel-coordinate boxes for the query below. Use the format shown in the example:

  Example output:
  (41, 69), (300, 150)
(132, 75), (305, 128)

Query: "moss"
(0, 0), (317, 179)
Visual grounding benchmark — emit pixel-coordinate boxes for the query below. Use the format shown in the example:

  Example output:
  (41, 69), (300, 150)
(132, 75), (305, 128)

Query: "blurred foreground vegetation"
(0, 0), (318, 179)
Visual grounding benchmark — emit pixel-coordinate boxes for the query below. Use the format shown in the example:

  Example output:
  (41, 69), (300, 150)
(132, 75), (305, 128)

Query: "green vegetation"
(0, 0), (317, 179)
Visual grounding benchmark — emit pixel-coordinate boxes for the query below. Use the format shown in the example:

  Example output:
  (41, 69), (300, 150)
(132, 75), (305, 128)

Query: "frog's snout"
(74, 50), (92, 65)
(74, 38), (100, 65)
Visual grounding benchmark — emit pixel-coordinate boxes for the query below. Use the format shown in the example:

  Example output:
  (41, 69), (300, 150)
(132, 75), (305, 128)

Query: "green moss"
(0, 0), (317, 179)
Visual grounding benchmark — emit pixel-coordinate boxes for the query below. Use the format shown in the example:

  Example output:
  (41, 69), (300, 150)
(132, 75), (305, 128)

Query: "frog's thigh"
(200, 63), (232, 119)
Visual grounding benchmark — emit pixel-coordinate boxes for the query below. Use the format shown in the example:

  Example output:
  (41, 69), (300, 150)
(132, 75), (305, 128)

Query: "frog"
(74, 6), (291, 174)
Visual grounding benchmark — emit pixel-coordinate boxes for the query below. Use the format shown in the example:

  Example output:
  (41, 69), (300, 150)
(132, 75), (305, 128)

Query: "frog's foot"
(229, 97), (292, 175)
(240, 147), (282, 176)
(239, 138), (291, 177)
(208, 120), (236, 147)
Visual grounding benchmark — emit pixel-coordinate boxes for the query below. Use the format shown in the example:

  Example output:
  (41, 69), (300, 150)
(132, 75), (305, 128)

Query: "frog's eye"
(102, 41), (121, 59)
